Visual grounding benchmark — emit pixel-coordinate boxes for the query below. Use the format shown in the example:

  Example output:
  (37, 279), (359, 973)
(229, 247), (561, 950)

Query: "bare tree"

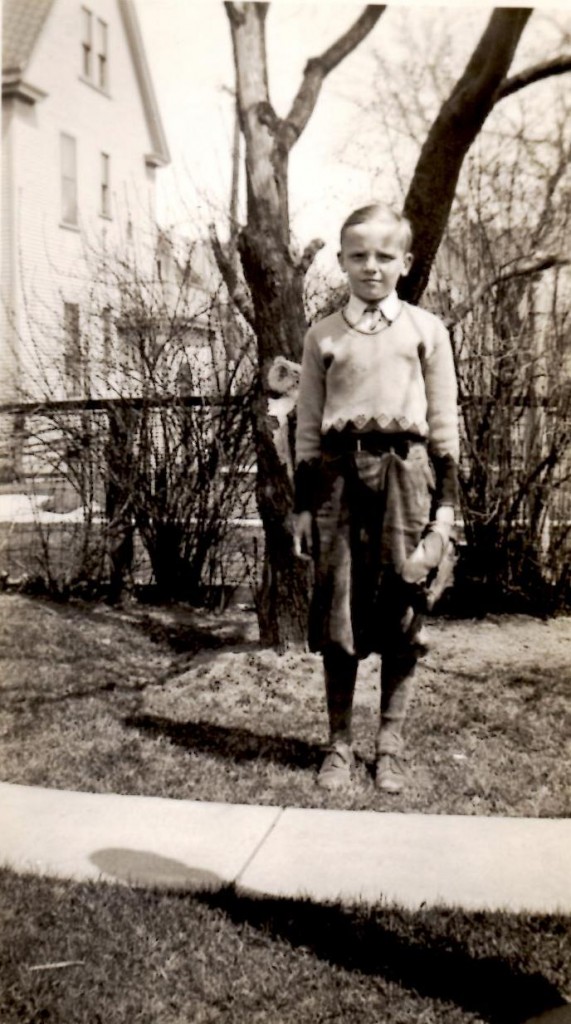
(216, 2), (570, 647)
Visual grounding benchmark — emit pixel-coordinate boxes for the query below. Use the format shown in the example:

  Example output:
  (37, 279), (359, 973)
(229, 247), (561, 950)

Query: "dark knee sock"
(323, 646), (358, 745)
(378, 653), (416, 753)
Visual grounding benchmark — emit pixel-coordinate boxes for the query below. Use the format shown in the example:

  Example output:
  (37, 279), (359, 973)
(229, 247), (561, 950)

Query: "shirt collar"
(345, 290), (401, 327)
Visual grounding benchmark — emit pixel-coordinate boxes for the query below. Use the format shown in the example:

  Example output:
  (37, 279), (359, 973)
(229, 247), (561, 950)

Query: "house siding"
(1, 98), (19, 403)
(2, 0), (162, 404)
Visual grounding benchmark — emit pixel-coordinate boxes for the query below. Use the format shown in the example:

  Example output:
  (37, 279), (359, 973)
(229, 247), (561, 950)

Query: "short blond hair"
(340, 203), (413, 252)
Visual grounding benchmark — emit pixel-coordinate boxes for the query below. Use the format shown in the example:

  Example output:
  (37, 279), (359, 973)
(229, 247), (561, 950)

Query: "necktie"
(360, 304), (384, 332)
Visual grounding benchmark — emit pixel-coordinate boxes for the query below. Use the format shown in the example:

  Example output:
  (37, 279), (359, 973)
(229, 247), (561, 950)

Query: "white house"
(1, 0), (170, 408)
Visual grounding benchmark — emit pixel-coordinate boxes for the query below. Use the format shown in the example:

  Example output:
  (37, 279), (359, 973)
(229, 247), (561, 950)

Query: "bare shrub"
(3, 232), (257, 604)
(312, 15), (571, 613)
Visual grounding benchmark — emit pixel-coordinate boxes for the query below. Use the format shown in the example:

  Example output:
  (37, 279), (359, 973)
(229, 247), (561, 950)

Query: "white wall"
(3, 0), (163, 401)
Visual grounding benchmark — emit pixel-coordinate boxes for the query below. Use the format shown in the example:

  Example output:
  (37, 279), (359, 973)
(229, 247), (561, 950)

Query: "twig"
(446, 253), (570, 327)
(28, 960), (86, 972)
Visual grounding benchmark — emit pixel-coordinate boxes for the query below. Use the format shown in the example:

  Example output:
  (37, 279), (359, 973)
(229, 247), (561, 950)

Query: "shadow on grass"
(434, 662), (569, 694)
(125, 713), (323, 771)
(3, 674), (162, 707)
(1, 858), (568, 1024)
(129, 612), (252, 655)
(201, 887), (568, 1024)
(8, 593), (258, 659)
(502, 668), (569, 701)
(106, 601), (259, 655)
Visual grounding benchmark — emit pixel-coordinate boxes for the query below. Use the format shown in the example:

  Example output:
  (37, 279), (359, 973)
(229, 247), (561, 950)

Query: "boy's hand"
(293, 511), (313, 560)
(401, 506), (455, 585)
(432, 504), (455, 547)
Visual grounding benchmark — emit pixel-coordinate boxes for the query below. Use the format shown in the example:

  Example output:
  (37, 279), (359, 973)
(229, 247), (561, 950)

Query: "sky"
(135, 0), (391, 246)
(135, 0), (571, 271)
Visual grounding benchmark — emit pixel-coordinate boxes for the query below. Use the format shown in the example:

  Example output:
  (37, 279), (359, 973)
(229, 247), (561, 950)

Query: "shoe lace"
(323, 744), (352, 769)
(378, 751), (405, 775)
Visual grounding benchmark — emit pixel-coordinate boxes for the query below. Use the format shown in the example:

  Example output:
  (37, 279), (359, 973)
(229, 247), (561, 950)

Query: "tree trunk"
(238, 172), (312, 648)
(402, 8), (531, 303)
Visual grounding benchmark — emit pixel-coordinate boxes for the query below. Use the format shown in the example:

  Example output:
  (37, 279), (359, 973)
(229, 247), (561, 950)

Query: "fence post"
(105, 404), (139, 603)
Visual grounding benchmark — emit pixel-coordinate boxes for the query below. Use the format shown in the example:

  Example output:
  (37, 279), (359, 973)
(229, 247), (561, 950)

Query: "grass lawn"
(1, 868), (570, 1024)
(1, 594), (570, 1022)
(0, 593), (569, 816)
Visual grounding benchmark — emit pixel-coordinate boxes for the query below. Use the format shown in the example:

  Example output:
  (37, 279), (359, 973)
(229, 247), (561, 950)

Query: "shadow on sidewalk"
(124, 712), (323, 771)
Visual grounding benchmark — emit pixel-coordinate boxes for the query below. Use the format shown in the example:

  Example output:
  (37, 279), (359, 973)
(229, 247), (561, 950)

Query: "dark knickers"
(308, 441), (434, 659)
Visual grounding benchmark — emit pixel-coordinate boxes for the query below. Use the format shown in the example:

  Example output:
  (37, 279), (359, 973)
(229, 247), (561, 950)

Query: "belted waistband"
(322, 430), (425, 459)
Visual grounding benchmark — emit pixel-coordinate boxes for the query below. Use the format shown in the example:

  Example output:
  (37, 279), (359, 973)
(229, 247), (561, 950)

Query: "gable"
(2, 0), (169, 166)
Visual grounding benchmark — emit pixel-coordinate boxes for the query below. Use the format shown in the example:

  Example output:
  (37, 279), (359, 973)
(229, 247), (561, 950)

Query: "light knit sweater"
(295, 299), (459, 465)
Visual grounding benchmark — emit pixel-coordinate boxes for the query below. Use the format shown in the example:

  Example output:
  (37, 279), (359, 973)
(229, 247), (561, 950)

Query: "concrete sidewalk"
(1, 781), (570, 913)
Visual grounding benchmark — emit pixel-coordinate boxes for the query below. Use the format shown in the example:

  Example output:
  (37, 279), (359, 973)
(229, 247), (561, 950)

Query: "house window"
(81, 7), (92, 78)
(97, 18), (108, 89)
(63, 303), (81, 388)
(102, 306), (113, 373)
(61, 133), (78, 226)
(101, 153), (110, 217)
(117, 324), (141, 389)
(82, 8), (108, 89)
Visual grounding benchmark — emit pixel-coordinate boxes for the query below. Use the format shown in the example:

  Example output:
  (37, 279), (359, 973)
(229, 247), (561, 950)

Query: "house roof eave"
(145, 152), (170, 169)
(118, 0), (171, 168)
(2, 0), (55, 81)
(2, 71), (48, 104)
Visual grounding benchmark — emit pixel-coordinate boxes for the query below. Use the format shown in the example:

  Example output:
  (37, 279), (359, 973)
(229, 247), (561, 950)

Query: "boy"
(293, 203), (459, 793)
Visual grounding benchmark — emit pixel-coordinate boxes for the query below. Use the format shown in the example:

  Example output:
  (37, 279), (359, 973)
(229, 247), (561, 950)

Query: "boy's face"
(338, 220), (412, 303)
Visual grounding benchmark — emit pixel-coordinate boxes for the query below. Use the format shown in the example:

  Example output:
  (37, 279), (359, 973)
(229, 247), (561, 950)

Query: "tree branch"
(296, 238), (325, 276)
(225, 1), (268, 30)
(209, 225), (255, 329)
(446, 253), (570, 328)
(495, 55), (571, 102)
(279, 6), (385, 152)
(402, 7), (532, 303)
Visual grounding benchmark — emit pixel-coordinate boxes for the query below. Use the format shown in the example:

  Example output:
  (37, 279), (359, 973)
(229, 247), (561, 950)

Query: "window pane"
(62, 180), (78, 224)
(102, 308), (113, 372)
(82, 7), (92, 43)
(61, 135), (78, 224)
(64, 303), (79, 337)
(82, 7), (92, 77)
(97, 19), (107, 88)
(61, 134), (75, 177)
(63, 303), (81, 386)
(98, 53), (107, 90)
(101, 153), (110, 216)
(98, 19), (107, 53)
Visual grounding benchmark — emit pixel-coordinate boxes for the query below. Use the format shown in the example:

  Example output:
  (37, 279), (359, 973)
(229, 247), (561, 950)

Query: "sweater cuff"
(294, 459), (321, 513)
(431, 453), (459, 508)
